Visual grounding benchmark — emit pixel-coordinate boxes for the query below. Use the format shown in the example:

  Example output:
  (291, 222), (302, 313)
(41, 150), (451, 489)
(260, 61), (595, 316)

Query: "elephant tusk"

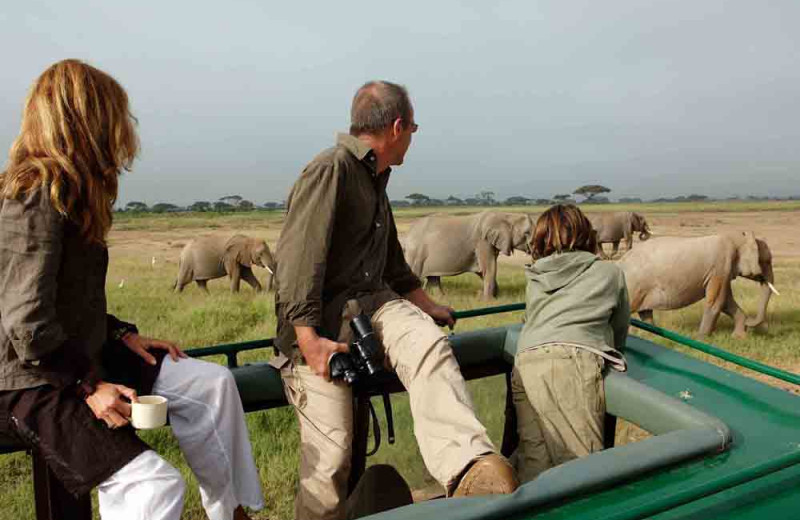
(767, 282), (780, 296)
(266, 266), (274, 275)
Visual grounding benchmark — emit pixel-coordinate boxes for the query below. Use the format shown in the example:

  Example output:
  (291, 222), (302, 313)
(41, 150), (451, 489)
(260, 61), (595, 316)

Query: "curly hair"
(531, 204), (598, 260)
(1, 59), (138, 244)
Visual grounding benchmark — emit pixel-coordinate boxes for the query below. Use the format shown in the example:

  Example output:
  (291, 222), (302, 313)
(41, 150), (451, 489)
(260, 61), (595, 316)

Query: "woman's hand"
(85, 382), (138, 429)
(122, 332), (186, 365)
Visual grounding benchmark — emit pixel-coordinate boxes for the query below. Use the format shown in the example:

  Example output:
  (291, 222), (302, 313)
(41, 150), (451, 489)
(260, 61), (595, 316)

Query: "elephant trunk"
(746, 267), (775, 328)
(639, 224), (652, 241)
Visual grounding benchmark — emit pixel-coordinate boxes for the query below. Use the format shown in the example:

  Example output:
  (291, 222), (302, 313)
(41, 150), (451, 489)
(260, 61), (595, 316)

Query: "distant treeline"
(118, 196), (287, 213)
(390, 194), (799, 207)
(116, 191), (800, 213)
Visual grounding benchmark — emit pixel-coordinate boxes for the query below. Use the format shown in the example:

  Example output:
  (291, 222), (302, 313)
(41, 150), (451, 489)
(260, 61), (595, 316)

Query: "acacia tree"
(220, 195), (243, 204)
(151, 202), (180, 213)
(188, 201), (212, 212)
(504, 196), (531, 205)
(406, 193), (431, 205)
(477, 190), (496, 205)
(125, 201), (148, 212)
(573, 185), (611, 201)
(552, 194), (571, 201)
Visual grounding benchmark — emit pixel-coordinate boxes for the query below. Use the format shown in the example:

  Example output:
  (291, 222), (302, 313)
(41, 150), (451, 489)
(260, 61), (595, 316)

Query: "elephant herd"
(173, 210), (779, 339)
(402, 210), (777, 339)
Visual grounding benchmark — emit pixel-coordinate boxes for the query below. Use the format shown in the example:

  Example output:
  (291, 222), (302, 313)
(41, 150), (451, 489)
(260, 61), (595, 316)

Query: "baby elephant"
(175, 234), (276, 293)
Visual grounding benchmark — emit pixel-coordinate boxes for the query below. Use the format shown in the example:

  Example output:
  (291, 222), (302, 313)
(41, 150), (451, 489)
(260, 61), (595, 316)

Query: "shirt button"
(375, 222), (382, 228)
(365, 271), (370, 277)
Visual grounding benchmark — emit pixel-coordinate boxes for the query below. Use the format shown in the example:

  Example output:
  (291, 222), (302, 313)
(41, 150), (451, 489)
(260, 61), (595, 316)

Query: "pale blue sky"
(1, 1), (798, 205)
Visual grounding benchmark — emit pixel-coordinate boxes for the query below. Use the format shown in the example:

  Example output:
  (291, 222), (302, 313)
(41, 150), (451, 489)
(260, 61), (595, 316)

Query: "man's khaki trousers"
(281, 299), (496, 520)
(511, 343), (605, 483)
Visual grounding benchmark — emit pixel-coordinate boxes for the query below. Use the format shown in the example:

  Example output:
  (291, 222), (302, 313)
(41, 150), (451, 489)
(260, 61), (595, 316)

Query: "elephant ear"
(625, 212), (636, 233)
(736, 231), (761, 277)
(482, 220), (514, 256)
(224, 235), (251, 272)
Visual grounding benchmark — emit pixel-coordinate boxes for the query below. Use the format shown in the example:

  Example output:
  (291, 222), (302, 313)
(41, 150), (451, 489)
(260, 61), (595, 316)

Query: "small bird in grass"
(151, 256), (157, 268)
(118, 279), (125, 289)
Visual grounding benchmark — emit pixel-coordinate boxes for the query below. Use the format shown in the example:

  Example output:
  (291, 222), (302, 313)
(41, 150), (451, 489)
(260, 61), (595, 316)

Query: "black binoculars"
(329, 314), (384, 385)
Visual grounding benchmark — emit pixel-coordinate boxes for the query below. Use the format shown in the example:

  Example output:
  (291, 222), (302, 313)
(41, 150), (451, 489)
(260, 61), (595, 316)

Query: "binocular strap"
(365, 391), (395, 457)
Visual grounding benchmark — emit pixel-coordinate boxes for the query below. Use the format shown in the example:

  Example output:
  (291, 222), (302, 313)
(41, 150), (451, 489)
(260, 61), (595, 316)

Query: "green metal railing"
(183, 302), (800, 518)
(631, 318), (800, 387)
(450, 303), (524, 319)
(184, 303), (531, 367)
(186, 339), (273, 368)
(185, 303), (800, 389)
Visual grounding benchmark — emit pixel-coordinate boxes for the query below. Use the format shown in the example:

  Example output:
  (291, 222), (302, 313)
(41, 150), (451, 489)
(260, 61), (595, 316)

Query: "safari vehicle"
(3, 304), (800, 519)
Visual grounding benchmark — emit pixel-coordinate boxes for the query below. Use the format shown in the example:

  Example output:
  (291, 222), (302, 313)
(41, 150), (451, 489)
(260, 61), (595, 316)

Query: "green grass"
(1, 209), (799, 520)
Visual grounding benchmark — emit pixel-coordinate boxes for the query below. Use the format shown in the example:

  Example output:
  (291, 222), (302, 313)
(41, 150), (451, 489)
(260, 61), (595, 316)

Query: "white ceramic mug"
(131, 395), (168, 429)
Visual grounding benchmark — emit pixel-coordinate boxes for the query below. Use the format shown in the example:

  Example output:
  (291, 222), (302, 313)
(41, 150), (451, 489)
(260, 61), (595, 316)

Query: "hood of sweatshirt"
(525, 250), (597, 293)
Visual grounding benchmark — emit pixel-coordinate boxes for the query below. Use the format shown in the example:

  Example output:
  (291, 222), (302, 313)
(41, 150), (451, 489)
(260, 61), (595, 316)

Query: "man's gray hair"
(349, 81), (412, 136)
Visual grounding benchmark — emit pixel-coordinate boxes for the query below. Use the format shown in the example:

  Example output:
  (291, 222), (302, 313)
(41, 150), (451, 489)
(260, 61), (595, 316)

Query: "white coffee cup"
(131, 395), (168, 429)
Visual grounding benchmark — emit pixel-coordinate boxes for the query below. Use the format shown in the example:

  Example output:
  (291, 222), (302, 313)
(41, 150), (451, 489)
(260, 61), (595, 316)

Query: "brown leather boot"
(451, 454), (519, 497)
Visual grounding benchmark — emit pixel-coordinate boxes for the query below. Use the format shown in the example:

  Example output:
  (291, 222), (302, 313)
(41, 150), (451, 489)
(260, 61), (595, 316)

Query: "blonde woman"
(0, 60), (263, 520)
(513, 204), (629, 483)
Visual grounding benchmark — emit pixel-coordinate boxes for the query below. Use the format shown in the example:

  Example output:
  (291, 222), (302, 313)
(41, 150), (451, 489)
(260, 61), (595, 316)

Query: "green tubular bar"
(451, 303), (525, 320)
(183, 304), (530, 367)
(459, 304), (800, 389)
(186, 339), (273, 368)
(629, 318), (800, 387)
(184, 303), (800, 390)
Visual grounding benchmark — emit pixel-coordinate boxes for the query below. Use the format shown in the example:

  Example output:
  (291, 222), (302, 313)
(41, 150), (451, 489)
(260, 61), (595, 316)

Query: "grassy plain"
(1, 201), (799, 520)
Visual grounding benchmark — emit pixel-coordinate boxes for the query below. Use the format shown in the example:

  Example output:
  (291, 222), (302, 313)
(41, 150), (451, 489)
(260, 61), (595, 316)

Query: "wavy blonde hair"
(1, 59), (138, 244)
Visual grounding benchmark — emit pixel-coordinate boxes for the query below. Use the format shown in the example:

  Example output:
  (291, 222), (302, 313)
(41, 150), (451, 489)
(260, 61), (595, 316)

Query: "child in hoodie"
(512, 204), (630, 483)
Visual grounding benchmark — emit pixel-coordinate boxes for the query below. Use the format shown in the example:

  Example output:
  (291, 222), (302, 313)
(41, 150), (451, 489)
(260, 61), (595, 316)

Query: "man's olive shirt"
(274, 133), (421, 357)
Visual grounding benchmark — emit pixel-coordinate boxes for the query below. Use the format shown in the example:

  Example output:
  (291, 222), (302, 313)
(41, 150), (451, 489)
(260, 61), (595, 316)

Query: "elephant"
(174, 234), (276, 293)
(619, 232), (778, 338)
(590, 212), (651, 258)
(403, 211), (534, 299)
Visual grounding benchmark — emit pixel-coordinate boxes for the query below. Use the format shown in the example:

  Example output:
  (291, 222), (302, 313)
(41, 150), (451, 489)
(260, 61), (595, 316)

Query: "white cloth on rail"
(98, 450), (185, 520)
(98, 356), (264, 520)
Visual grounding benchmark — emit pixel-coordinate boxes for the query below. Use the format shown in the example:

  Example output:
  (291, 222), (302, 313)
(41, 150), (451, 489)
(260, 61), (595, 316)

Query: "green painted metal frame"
(630, 318), (800, 387)
(5, 302), (800, 519)
(184, 303), (800, 394)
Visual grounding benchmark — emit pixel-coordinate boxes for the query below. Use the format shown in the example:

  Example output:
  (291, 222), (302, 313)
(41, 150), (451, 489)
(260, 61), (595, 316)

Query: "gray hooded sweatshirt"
(517, 250), (630, 356)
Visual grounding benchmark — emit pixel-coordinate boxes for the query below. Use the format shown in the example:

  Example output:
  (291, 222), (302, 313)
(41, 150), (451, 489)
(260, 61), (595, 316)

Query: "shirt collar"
(336, 133), (384, 175)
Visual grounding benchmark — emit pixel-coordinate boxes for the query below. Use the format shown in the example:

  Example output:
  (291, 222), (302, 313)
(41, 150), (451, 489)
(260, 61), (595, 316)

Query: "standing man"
(274, 81), (518, 520)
